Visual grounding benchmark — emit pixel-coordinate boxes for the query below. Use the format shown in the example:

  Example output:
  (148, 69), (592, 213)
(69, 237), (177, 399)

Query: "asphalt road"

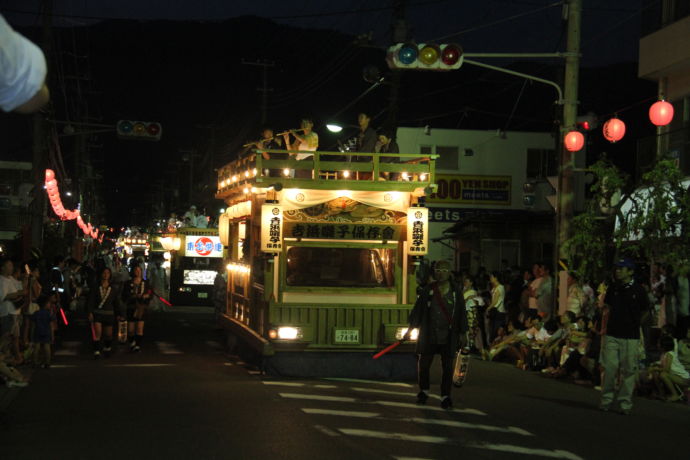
(1, 308), (687, 460)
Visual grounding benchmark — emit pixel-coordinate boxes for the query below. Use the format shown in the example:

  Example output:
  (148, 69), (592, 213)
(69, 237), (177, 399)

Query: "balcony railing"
(216, 149), (437, 198)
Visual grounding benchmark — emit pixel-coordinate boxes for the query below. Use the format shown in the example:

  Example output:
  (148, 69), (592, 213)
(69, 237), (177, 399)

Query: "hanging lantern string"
(600, 95), (658, 119)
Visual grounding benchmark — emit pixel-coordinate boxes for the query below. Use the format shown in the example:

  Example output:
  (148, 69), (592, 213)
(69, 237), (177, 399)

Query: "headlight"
(268, 327), (303, 340)
(395, 327), (419, 341)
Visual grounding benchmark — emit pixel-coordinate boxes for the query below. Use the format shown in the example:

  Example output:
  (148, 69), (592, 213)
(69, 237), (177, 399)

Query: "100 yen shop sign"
(428, 174), (511, 205)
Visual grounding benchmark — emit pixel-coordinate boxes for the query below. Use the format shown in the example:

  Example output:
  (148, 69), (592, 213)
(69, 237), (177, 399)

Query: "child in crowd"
(32, 295), (55, 368)
(650, 335), (689, 402)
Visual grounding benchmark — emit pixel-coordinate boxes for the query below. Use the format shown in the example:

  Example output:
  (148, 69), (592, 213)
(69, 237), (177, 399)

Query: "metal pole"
(463, 59), (564, 104)
(556, 0), (581, 313)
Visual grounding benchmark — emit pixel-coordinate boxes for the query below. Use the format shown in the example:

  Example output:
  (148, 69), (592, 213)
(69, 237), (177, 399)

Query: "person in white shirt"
(0, 259), (25, 364)
(650, 335), (690, 402)
(486, 271), (506, 344)
(195, 212), (208, 228)
(0, 14), (50, 113)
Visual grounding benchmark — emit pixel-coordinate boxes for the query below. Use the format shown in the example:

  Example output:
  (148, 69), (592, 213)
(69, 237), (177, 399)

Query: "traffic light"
(576, 112), (598, 132)
(386, 43), (463, 70)
(117, 120), (162, 141)
(522, 182), (536, 207)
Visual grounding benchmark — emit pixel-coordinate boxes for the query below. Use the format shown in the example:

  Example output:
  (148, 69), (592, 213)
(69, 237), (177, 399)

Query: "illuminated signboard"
(261, 204), (283, 253)
(428, 174), (511, 205)
(184, 235), (223, 258)
(406, 207), (428, 256)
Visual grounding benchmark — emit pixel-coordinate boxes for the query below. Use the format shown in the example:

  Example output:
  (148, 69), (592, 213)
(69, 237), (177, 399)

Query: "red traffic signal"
(387, 43), (463, 70)
(117, 120), (162, 141)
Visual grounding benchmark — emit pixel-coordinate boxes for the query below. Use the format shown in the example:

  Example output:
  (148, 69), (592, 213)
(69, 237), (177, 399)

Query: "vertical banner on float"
(261, 204), (283, 253)
(406, 207), (428, 256)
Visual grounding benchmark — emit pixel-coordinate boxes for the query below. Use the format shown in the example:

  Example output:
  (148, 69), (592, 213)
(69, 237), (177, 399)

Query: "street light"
(326, 124), (344, 133)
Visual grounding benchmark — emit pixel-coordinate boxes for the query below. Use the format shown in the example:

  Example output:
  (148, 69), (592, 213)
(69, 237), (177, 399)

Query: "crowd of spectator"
(0, 248), (170, 388)
(459, 260), (690, 406)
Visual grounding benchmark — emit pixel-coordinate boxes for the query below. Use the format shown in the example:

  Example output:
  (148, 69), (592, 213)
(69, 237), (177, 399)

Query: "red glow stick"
(373, 341), (403, 359)
(89, 321), (96, 341)
(158, 296), (172, 307)
(59, 307), (69, 326)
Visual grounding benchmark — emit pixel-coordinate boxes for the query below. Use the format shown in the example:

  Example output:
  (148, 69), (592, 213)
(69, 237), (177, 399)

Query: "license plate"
(334, 329), (359, 344)
(197, 292), (208, 298)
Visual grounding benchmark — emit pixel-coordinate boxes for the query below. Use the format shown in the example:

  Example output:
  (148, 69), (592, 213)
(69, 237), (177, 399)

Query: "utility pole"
(556, 0), (581, 311)
(30, 0), (52, 253)
(242, 59), (275, 124)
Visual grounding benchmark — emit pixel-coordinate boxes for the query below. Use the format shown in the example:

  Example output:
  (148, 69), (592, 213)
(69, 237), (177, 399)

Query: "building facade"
(396, 127), (562, 274)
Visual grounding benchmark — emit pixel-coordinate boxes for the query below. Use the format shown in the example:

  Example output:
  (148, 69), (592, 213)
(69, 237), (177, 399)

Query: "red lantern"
(564, 131), (585, 152)
(45, 169), (55, 181)
(603, 118), (625, 143)
(649, 100), (674, 126)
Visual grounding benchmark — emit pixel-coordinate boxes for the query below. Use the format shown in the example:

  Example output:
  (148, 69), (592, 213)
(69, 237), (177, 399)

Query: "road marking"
(302, 408), (380, 418)
(313, 384), (337, 389)
(313, 424), (341, 437)
(407, 418), (533, 436)
(339, 428), (449, 444)
(351, 386), (442, 401)
(223, 362), (234, 366)
(324, 378), (413, 388)
(394, 457), (434, 460)
(49, 364), (77, 368)
(105, 364), (174, 367)
(263, 381), (305, 387)
(247, 370), (262, 375)
(279, 393), (357, 402)
(375, 400), (486, 416)
(236, 361), (246, 366)
(155, 342), (183, 354)
(467, 443), (584, 460)
(340, 429), (581, 459)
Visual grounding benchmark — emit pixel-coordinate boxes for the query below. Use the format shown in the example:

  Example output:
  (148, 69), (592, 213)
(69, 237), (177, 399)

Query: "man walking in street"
(406, 260), (468, 409)
(600, 257), (649, 415)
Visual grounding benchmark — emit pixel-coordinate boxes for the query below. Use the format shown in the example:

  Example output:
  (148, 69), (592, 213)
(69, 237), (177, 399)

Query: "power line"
(1, 0), (452, 23)
(427, 1), (564, 42)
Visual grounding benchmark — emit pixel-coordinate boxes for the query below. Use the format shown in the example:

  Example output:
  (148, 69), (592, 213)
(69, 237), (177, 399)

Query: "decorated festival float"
(214, 147), (436, 377)
(156, 228), (223, 307)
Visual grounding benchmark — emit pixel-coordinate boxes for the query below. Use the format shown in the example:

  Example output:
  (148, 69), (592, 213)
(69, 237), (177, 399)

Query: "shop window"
(526, 148), (556, 179)
(480, 239), (521, 272)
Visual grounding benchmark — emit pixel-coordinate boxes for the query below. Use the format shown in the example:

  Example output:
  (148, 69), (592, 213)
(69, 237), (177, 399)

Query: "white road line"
(324, 378), (413, 388)
(279, 393), (357, 402)
(313, 384), (337, 389)
(263, 381), (305, 387)
(223, 362), (234, 366)
(394, 457), (434, 460)
(407, 418), (533, 436)
(300, 408), (523, 436)
(467, 443), (584, 460)
(236, 361), (246, 366)
(351, 386), (442, 401)
(302, 408), (380, 418)
(313, 425), (341, 437)
(339, 428), (449, 444)
(247, 370), (262, 375)
(375, 400), (486, 416)
(105, 364), (174, 367)
(49, 364), (77, 368)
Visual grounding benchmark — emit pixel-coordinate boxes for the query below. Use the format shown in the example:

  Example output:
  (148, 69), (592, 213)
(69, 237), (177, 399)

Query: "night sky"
(0, 0), (653, 228)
